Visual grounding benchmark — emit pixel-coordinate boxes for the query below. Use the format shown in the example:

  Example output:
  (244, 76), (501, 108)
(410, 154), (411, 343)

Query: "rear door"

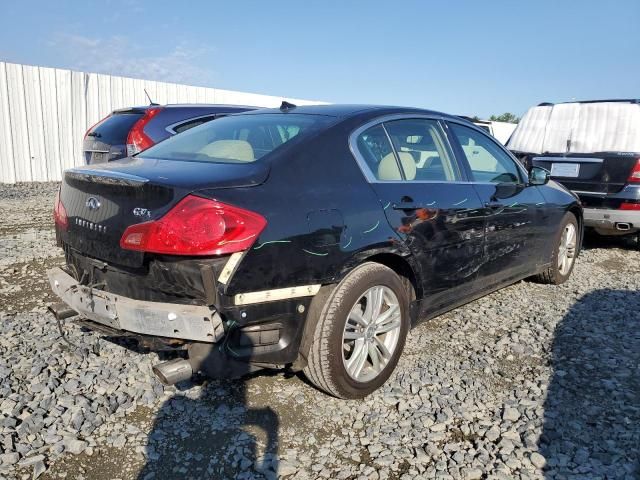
(352, 116), (487, 314)
(447, 121), (548, 284)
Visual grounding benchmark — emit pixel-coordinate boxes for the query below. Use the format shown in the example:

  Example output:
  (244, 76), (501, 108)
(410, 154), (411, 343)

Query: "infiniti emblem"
(86, 197), (101, 210)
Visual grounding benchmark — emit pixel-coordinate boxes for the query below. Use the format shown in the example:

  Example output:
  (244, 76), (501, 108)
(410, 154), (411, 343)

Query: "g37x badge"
(133, 207), (151, 219)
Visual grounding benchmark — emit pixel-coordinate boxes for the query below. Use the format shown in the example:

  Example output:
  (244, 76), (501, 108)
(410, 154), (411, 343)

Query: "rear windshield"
(88, 113), (143, 145)
(138, 113), (334, 163)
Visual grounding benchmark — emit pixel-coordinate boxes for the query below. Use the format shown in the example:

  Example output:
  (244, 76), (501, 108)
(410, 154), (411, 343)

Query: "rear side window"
(355, 119), (460, 182)
(356, 125), (395, 179)
(140, 113), (333, 163)
(88, 113), (142, 144)
(384, 119), (460, 181)
(172, 115), (218, 134)
(450, 123), (522, 184)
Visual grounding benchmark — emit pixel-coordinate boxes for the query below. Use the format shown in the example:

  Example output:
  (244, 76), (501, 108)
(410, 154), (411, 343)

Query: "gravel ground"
(0, 182), (639, 480)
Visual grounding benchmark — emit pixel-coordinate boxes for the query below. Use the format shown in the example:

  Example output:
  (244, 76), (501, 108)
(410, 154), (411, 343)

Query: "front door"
(446, 121), (547, 286)
(353, 117), (487, 316)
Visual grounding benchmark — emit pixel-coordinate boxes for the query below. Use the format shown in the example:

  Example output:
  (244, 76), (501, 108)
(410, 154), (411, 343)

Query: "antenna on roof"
(144, 88), (159, 106)
(280, 100), (297, 111)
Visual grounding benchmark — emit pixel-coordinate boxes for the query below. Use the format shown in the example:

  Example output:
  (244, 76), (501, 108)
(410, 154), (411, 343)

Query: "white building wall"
(0, 61), (323, 183)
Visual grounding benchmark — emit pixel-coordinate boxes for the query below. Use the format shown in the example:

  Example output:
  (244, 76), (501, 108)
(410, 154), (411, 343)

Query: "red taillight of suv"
(120, 195), (267, 256)
(628, 158), (640, 183)
(126, 107), (163, 155)
(54, 190), (68, 230)
(619, 202), (640, 211)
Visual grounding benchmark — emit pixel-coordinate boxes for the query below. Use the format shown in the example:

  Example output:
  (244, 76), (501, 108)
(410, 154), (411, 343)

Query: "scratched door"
(446, 121), (547, 285)
(360, 118), (488, 313)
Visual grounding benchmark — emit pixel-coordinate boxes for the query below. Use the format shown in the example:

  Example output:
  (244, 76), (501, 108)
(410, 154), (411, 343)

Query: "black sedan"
(48, 104), (582, 399)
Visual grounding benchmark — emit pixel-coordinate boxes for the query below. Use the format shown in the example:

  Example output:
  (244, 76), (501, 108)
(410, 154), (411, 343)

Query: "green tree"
(489, 113), (520, 124)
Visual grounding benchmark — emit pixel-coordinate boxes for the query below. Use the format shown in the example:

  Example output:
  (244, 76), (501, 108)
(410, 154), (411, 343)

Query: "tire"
(535, 212), (579, 285)
(303, 262), (410, 399)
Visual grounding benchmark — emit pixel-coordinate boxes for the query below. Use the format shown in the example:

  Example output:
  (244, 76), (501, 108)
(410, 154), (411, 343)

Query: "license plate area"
(551, 163), (580, 178)
(74, 287), (120, 328)
(91, 152), (106, 163)
(47, 267), (225, 343)
(49, 268), (120, 329)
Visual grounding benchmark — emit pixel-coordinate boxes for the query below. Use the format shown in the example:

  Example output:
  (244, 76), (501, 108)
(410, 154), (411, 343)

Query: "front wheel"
(536, 212), (579, 284)
(303, 263), (409, 399)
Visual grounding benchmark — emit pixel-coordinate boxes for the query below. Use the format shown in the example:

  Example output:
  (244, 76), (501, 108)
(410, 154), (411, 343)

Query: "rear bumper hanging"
(47, 267), (225, 343)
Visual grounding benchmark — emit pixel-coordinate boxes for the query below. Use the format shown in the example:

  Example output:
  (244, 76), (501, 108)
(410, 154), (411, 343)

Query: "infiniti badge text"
(75, 218), (107, 233)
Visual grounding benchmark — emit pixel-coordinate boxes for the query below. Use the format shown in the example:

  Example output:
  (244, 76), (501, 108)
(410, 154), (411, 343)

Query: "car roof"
(240, 103), (460, 120)
(112, 104), (256, 114)
(162, 104), (256, 110)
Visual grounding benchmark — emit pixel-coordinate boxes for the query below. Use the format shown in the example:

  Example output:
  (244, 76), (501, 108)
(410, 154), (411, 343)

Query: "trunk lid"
(58, 157), (269, 267)
(532, 153), (638, 194)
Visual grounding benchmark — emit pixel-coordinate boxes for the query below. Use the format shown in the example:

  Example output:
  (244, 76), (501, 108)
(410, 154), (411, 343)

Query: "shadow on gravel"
(137, 363), (280, 479)
(541, 289), (640, 478)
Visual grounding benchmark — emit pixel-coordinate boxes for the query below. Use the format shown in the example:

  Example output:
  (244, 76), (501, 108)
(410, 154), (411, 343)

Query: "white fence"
(0, 61), (322, 183)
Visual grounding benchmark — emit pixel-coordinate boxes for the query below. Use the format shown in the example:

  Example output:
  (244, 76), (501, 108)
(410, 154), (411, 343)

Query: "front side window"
(384, 119), (460, 181)
(355, 118), (460, 182)
(139, 113), (333, 163)
(450, 123), (522, 184)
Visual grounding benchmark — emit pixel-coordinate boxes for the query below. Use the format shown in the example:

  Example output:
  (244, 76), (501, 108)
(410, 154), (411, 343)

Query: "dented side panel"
(370, 181), (487, 312)
(472, 183), (549, 283)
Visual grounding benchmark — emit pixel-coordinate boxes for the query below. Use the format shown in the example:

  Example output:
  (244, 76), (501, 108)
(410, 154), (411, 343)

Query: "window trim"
(165, 114), (222, 135)
(444, 119), (528, 184)
(349, 114), (470, 184)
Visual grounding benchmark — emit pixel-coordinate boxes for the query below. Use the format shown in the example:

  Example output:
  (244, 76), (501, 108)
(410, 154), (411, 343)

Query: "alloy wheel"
(341, 285), (402, 383)
(558, 222), (577, 275)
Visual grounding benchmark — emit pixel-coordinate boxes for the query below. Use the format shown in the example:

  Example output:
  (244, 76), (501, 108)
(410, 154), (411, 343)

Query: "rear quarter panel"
(197, 118), (411, 296)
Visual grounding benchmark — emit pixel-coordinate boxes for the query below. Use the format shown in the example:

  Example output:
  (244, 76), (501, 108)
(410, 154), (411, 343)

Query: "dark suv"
(83, 104), (255, 164)
(508, 99), (640, 237)
(49, 104), (581, 398)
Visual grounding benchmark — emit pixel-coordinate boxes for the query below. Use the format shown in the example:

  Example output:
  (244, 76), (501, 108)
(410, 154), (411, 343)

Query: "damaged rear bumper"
(47, 267), (225, 343)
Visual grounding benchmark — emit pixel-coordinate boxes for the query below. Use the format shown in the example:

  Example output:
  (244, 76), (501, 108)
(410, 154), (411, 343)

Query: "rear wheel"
(303, 263), (409, 399)
(536, 212), (579, 284)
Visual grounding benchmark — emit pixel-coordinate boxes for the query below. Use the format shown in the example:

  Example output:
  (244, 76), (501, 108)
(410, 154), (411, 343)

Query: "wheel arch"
(293, 249), (422, 371)
(360, 252), (421, 301)
(568, 203), (584, 254)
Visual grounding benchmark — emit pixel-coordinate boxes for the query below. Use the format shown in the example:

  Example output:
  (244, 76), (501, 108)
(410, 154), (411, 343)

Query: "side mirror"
(529, 166), (550, 186)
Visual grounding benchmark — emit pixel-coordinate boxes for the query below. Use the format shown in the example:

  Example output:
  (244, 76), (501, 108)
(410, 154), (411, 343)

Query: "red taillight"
(120, 195), (266, 256)
(54, 190), (68, 230)
(126, 107), (163, 155)
(628, 158), (640, 183)
(619, 202), (640, 211)
(84, 115), (110, 139)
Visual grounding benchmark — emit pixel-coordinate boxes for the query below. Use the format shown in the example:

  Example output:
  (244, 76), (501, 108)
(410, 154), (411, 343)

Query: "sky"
(0, 0), (638, 118)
